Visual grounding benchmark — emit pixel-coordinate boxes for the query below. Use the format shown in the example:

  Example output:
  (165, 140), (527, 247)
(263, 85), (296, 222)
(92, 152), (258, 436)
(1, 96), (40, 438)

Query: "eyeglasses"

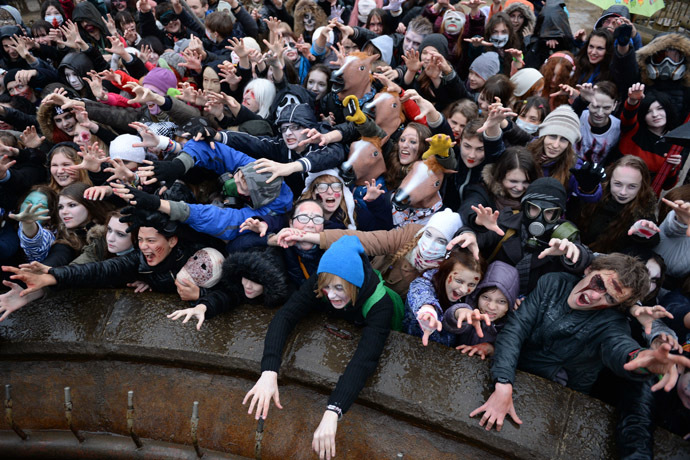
(315, 182), (343, 193)
(524, 201), (562, 223)
(278, 123), (302, 134)
(292, 214), (325, 225)
(587, 274), (618, 305)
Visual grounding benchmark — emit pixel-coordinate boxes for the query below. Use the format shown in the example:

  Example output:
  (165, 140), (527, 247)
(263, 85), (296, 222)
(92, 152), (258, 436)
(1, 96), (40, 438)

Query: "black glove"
(119, 206), (175, 234)
(614, 24), (633, 46)
(152, 158), (186, 185)
(180, 117), (217, 143)
(125, 185), (161, 211)
(570, 162), (606, 193)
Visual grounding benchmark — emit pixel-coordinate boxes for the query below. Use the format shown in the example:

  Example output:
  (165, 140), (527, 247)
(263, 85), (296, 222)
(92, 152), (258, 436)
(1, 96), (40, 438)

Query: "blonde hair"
(315, 273), (359, 305)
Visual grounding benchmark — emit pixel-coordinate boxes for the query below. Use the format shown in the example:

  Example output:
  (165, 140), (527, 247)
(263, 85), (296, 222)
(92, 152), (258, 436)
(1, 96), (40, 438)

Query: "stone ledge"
(0, 288), (688, 459)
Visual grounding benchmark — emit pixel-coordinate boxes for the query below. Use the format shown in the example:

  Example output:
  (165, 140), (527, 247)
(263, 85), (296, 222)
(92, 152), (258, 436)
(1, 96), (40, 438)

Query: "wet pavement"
(1, 288), (689, 459)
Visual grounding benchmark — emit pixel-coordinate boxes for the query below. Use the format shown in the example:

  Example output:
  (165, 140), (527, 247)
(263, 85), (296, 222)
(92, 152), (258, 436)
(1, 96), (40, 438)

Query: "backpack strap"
(487, 210), (520, 263)
(362, 270), (404, 331)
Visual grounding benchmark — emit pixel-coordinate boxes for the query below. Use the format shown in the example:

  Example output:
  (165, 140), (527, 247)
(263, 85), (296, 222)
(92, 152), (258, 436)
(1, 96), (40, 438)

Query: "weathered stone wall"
(0, 288), (688, 459)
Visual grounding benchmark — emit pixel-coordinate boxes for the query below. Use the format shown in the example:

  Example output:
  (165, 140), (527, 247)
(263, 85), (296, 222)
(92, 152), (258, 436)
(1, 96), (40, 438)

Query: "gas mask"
(522, 199), (578, 250)
(647, 49), (686, 81)
(304, 13), (315, 32)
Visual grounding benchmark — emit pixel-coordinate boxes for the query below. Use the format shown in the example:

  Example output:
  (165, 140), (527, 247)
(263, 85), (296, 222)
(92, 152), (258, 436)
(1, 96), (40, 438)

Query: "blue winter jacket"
(180, 140), (293, 241)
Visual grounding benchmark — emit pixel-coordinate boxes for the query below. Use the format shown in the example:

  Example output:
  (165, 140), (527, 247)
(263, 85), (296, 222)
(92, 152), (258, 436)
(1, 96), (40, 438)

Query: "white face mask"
(516, 117), (539, 134)
(45, 15), (64, 27)
(416, 230), (448, 260)
(490, 34), (509, 48)
(65, 69), (83, 91)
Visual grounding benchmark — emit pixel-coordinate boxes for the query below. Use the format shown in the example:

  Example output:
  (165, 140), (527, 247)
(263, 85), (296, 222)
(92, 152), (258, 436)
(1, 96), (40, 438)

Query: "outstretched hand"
(446, 232), (480, 260)
(538, 238), (580, 263)
(456, 342), (494, 360)
(242, 370), (283, 420)
(631, 305), (674, 336)
(417, 309), (442, 346)
(472, 204), (505, 236)
(167, 304), (207, 330)
(455, 308), (490, 338)
(624, 344), (690, 392)
(470, 382), (522, 432)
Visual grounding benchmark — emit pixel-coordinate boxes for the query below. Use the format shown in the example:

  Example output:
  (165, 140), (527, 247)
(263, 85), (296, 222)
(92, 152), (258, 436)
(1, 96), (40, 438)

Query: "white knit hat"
(109, 134), (146, 164)
(510, 68), (543, 97)
(538, 105), (581, 145)
(421, 208), (463, 242)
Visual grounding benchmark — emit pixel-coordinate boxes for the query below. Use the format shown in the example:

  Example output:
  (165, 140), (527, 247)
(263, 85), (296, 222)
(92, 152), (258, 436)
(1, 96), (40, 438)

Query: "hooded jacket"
(459, 164), (522, 232)
(260, 245), (394, 414)
(200, 246), (292, 318)
(71, 2), (108, 51)
(0, 25), (23, 67)
(442, 261), (519, 345)
(636, 33), (690, 116)
(504, 1), (536, 37)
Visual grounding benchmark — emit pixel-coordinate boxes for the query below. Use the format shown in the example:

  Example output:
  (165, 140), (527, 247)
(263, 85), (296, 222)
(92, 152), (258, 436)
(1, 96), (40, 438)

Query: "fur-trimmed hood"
(37, 101), (70, 144)
(292, 0), (328, 38)
(219, 247), (291, 307)
(481, 164), (506, 198)
(504, 1), (536, 36)
(637, 33), (690, 87)
(85, 224), (106, 245)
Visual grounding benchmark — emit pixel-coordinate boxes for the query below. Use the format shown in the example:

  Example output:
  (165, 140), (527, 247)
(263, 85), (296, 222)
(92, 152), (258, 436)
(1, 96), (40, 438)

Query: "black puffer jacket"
(50, 244), (195, 293)
(200, 247), (292, 318)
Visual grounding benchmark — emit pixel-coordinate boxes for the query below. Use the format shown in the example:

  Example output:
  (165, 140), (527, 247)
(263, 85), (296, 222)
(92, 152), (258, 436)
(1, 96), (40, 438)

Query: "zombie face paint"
(175, 247), (224, 288)
(567, 270), (632, 310)
(303, 12), (315, 32)
(138, 227), (178, 267)
(322, 276), (351, 309)
(445, 263), (480, 303)
(106, 216), (133, 254)
(21, 191), (49, 213)
(64, 68), (84, 91)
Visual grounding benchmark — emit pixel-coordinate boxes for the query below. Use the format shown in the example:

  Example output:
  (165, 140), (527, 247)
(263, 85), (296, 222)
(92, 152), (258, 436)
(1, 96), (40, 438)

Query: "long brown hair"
(574, 29), (613, 85)
(55, 182), (110, 252)
(48, 145), (93, 192)
(299, 174), (352, 228)
(431, 247), (485, 310)
(539, 52), (576, 110)
(579, 156), (657, 253)
(528, 136), (576, 188)
(385, 123), (431, 189)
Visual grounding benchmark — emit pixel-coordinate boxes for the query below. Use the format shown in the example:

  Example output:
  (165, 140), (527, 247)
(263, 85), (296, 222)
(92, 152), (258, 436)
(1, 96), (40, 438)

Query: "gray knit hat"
(469, 52), (500, 82)
(538, 105), (581, 145)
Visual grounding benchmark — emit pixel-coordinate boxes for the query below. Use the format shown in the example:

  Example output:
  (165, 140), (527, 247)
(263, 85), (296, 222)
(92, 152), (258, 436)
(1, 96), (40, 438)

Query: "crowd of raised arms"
(1, 0), (690, 457)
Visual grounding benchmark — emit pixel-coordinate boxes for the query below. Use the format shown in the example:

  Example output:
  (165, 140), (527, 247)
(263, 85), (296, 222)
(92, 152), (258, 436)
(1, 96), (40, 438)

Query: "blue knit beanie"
(317, 235), (366, 288)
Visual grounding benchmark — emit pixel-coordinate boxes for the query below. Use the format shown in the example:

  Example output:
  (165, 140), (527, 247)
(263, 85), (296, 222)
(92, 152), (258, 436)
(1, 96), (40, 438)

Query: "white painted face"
(106, 216), (133, 254)
(58, 195), (89, 229)
(588, 92), (617, 128)
(645, 259), (661, 295)
(306, 70), (329, 101)
(321, 276), (352, 309)
(64, 68), (83, 91)
(610, 165), (642, 205)
(242, 277), (264, 299)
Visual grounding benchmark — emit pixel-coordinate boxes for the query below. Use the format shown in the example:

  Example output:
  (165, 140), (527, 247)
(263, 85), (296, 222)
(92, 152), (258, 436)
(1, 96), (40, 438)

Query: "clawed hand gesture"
(472, 204), (505, 236)
(417, 309), (442, 346)
(167, 304), (208, 330)
(630, 304), (674, 335)
(20, 126), (45, 149)
(446, 232), (480, 260)
(454, 308), (491, 338)
(363, 179), (385, 202)
(457, 342), (495, 360)
(240, 217), (269, 237)
(537, 238), (580, 263)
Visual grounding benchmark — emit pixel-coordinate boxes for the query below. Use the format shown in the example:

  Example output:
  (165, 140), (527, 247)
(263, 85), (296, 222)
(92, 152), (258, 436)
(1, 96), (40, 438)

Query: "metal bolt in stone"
(4, 384), (27, 440)
(63, 387), (85, 443)
(126, 390), (143, 449)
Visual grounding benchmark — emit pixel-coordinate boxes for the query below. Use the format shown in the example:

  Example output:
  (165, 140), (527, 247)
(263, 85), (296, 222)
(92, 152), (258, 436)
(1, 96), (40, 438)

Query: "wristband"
(326, 405), (342, 421)
(628, 348), (651, 374)
(156, 135), (172, 151)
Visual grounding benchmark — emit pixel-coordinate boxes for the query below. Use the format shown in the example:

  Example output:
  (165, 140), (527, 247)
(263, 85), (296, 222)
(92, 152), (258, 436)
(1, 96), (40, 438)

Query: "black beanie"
(520, 177), (567, 209)
(418, 34), (450, 60)
(3, 68), (19, 87)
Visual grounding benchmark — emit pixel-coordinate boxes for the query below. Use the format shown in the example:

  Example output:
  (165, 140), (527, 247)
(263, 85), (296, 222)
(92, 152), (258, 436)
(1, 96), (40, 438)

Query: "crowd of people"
(0, 0), (689, 457)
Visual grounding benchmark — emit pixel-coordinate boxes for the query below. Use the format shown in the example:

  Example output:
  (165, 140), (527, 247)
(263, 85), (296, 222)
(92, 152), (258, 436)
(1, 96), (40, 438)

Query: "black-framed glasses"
(315, 183), (343, 193)
(278, 123), (302, 134)
(292, 214), (325, 225)
(525, 201), (562, 223)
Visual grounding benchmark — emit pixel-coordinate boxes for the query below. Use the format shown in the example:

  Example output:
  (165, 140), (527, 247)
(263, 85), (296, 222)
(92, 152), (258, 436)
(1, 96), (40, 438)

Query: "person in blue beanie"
(243, 235), (403, 460)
